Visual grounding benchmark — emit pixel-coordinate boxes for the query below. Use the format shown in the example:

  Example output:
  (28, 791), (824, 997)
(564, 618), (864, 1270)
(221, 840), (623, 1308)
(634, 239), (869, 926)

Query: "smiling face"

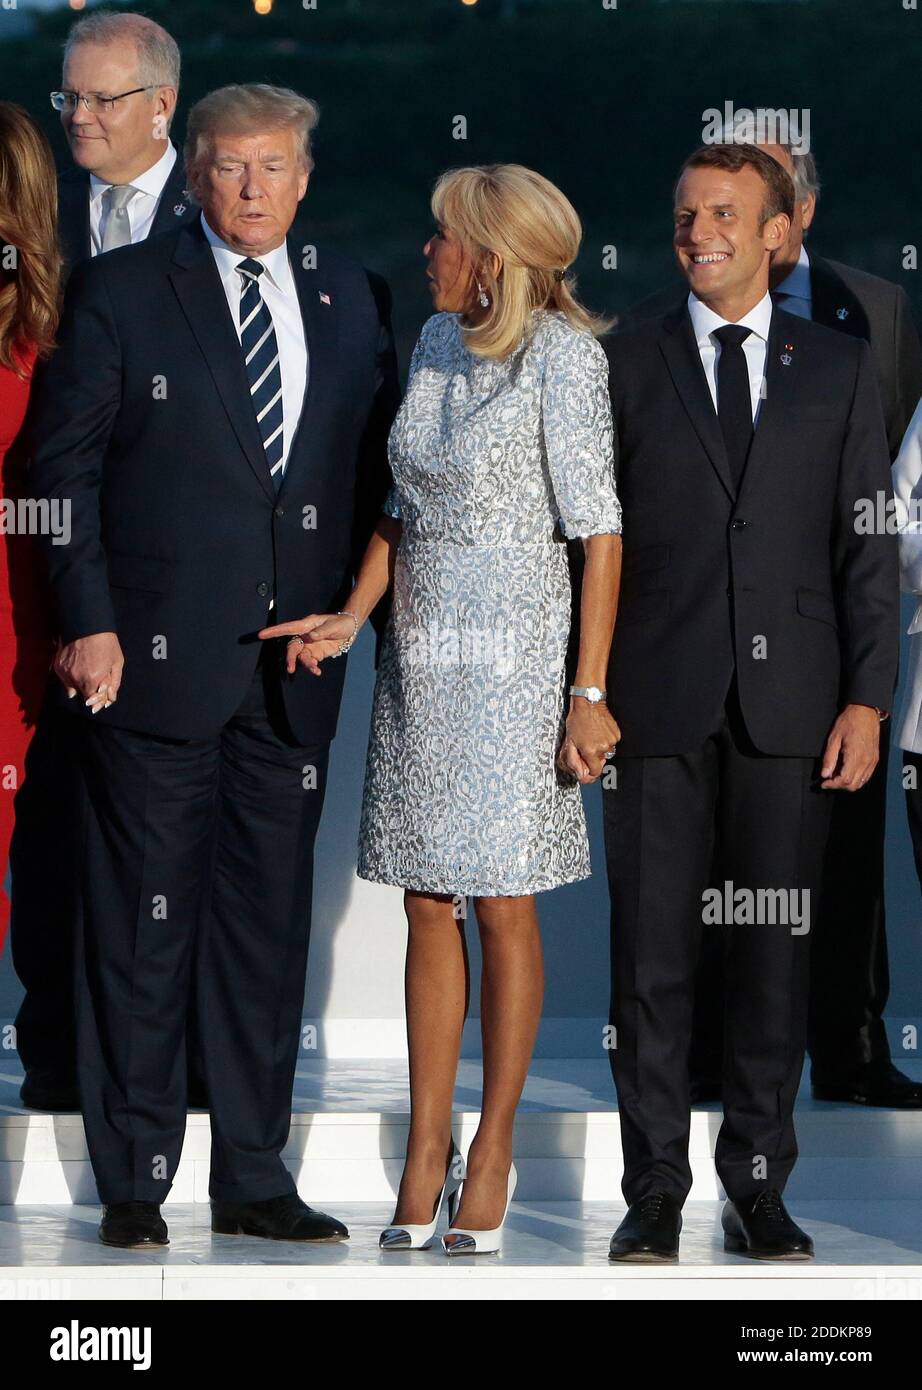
(673, 162), (789, 318)
(190, 126), (308, 255)
(61, 39), (175, 185)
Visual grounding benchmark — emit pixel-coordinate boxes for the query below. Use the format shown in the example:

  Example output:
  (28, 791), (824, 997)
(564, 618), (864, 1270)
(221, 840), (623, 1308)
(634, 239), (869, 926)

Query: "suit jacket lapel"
(168, 222), (276, 502)
(149, 144), (196, 237)
(808, 254), (865, 338)
(736, 307), (802, 501)
(659, 303), (736, 501)
(278, 237), (339, 497)
(58, 170), (91, 276)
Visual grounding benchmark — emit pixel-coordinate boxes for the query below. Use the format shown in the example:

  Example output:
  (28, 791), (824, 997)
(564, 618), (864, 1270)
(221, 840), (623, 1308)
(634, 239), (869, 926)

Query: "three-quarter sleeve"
(542, 328), (622, 539)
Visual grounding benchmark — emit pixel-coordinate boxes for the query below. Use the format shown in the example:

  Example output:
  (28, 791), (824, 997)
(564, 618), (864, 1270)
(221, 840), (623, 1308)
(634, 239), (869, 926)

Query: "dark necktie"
(236, 257), (284, 492)
(713, 324), (753, 492)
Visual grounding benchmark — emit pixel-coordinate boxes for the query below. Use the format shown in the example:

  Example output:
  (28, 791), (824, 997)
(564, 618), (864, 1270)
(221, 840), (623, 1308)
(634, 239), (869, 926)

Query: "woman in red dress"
(0, 102), (61, 950)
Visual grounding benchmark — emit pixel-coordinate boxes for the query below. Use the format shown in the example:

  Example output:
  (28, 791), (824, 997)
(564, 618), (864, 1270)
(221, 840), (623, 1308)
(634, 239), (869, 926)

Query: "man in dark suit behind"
(619, 134), (922, 1110)
(28, 83), (399, 1250)
(11, 11), (198, 1114)
(603, 144), (899, 1262)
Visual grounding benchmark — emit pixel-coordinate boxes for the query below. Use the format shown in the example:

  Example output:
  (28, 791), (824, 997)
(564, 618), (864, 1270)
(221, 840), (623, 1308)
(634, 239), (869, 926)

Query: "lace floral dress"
(356, 309), (622, 896)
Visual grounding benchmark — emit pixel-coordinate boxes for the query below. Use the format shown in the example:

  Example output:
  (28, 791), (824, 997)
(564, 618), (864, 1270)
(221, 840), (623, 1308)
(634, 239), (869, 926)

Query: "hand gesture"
(258, 613), (358, 676)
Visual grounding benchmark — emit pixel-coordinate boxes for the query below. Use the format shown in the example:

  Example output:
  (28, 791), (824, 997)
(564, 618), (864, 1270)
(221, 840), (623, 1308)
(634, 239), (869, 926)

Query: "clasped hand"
(557, 699), (621, 784)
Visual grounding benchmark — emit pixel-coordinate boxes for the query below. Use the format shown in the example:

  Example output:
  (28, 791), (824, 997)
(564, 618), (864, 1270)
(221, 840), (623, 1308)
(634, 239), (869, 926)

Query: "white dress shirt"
(687, 290), (773, 425)
(89, 140), (178, 254)
(200, 212), (308, 478)
(772, 245), (813, 320)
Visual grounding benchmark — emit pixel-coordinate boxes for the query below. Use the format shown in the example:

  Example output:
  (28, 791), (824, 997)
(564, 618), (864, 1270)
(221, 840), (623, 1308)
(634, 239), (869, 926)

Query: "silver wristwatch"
(570, 685), (607, 704)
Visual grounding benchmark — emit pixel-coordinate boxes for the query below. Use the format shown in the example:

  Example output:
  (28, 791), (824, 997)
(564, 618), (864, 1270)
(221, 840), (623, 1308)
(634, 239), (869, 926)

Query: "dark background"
(2, 0), (920, 367)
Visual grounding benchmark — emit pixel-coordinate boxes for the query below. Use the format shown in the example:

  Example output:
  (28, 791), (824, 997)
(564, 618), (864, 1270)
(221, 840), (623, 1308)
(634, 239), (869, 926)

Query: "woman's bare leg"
(447, 893), (543, 1234)
(391, 889), (468, 1225)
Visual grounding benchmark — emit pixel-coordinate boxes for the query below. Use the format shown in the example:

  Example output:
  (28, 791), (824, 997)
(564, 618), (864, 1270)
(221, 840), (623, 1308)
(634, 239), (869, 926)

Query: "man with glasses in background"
(11, 12), (200, 1116)
(53, 11), (195, 276)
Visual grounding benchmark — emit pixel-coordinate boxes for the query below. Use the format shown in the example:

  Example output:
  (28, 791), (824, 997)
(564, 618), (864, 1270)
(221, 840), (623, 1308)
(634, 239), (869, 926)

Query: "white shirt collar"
(199, 211), (292, 293)
(89, 139), (177, 204)
(772, 244), (811, 302)
(687, 289), (774, 347)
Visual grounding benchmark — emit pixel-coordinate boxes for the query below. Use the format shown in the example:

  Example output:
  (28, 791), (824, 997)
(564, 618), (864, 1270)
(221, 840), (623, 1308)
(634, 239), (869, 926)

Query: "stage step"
(0, 1201), (920, 1300)
(1, 1056), (921, 1205)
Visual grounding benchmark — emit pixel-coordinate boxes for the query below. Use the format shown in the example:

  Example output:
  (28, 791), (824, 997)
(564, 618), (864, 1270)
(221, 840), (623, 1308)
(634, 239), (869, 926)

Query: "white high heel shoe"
(442, 1161), (517, 1255)
(379, 1141), (464, 1251)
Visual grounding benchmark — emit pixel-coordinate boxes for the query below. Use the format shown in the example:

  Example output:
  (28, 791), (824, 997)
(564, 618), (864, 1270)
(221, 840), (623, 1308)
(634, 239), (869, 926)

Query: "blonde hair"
(431, 163), (610, 360)
(185, 84), (319, 177)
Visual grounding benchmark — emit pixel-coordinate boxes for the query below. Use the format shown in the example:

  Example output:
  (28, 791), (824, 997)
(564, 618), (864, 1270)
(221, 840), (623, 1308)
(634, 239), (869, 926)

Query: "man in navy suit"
(13, 10), (198, 1115)
(29, 83), (399, 1249)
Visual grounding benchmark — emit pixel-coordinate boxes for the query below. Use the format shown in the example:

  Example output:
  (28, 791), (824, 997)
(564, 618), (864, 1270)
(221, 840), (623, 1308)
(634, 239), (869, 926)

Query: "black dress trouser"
(10, 682), (207, 1091)
(75, 648), (330, 1204)
(602, 675), (833, 1206)
(690, 722), (892, 1084)
(9, 685), (82, 1076)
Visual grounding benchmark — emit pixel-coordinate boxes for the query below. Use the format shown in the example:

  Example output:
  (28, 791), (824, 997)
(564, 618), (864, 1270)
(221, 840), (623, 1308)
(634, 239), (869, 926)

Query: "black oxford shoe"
(722, 1190), (813, 1260)
(211, 1192), (348, 1241)
(812, 1060), (922, 1108)
(609, 1191), (682, 1262)
(98, 1201), (169, 1249)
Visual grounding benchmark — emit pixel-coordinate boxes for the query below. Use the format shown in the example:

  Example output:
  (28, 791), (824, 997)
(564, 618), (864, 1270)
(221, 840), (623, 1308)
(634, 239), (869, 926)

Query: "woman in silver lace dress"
(262, 165), (622, 1252)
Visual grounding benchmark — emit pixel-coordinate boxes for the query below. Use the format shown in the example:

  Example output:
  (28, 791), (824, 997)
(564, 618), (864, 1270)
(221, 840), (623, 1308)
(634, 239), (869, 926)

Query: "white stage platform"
(1, 1059), (920, 1299)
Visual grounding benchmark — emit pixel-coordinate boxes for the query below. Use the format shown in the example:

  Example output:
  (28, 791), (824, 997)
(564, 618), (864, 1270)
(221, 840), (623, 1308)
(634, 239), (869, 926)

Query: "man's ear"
(801, 193), (817, 233)
(765, 211), (791, 252)
(297, 169), (310, 203)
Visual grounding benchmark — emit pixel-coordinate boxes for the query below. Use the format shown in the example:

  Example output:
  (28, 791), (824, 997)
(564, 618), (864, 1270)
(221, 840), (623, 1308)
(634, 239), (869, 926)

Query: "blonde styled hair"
(431, 163), (610, 360)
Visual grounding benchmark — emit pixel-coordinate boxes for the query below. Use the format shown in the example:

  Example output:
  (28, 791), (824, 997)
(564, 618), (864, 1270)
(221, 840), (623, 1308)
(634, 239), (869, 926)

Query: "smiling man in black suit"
(618, 130), (922, 1112)
(28, 83), (398, 1250)
(602, 144), (899, 1262)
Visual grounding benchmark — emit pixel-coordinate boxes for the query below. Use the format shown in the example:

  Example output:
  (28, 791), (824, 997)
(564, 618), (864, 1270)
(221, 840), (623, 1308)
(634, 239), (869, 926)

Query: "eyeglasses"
(50, 87), (156, 114)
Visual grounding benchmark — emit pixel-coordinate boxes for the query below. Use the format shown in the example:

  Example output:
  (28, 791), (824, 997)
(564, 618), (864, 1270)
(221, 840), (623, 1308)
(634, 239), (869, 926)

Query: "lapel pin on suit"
(319, 291), (332, 306)
(836, 306), (849, 320)
(781, 342), (794, 366)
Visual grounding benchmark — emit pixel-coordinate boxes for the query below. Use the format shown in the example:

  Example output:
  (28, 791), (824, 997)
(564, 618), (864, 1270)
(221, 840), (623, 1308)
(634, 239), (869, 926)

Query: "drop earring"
(477, 281), (489, 308)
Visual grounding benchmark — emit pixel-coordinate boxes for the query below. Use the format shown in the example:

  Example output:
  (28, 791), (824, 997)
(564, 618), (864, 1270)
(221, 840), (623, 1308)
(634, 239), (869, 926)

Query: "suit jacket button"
(731, 518), (748, 530)
(274, 506), (284, 518)
(257, 582), (269, 597)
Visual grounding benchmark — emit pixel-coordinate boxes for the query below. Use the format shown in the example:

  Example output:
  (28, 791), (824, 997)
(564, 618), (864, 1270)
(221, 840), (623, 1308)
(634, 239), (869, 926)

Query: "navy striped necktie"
(236, 257), (284, 491)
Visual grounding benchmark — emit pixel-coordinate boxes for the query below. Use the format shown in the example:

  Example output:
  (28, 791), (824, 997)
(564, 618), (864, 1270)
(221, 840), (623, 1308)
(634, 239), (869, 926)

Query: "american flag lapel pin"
(319, 291), (332, 306)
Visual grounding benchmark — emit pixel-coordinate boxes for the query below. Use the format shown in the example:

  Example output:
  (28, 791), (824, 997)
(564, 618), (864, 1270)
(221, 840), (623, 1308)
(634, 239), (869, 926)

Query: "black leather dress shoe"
(211, 1193), (348, 1241)
(20, 1069), (81, 1112)
(609, 1191), (682, 1262)
(99, 1201), (169, 1249)
(722, 1190), (813, 1260)
(812, 1060), (922, 1108)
